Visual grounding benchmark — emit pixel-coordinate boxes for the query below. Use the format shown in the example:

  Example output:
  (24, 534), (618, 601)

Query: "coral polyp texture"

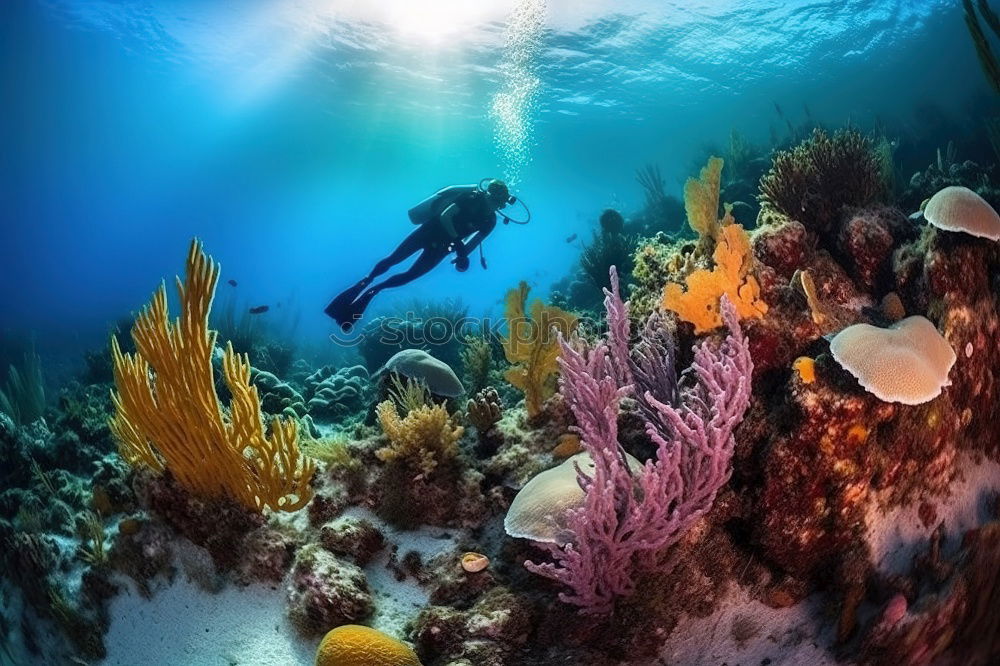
(315, 624), (421, 666)
(110, 239), (315, 512)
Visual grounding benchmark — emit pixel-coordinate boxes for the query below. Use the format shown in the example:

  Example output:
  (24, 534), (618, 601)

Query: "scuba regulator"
(462, 178), (532, 271)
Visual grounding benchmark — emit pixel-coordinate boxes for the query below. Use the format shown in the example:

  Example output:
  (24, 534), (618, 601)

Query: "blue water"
(0, 0), (987, 362)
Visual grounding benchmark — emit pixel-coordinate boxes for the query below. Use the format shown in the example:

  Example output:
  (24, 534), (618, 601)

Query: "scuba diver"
(325, 178), (526, 331)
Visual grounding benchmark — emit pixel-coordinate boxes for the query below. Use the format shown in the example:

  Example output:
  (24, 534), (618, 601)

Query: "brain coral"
(829, 316), (957, 405)
(315, 624), (420, 666)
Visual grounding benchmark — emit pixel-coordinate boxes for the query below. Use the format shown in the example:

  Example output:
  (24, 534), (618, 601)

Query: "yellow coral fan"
(502, 282), (579, 418)
(375, 400), (463, 476)
(315, 625), (421, 666)
(685, 156), (727, 239)
(110, 240), (314, 513)
(662, 224), (768, 333)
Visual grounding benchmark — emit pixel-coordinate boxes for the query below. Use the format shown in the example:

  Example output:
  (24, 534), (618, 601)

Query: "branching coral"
(662, 223), (768, 333)
(375, 400), (463, 476)
(759, 128), (888, 233)
(521, 268), (753, 614)
(460, 335), (495, 396)
(387, 374), (431, 413)
(110, 239), (315, 513)
(502, 282), (579, 419)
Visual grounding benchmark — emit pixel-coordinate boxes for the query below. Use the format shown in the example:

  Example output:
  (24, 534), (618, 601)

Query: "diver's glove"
(453, 254), (470, 272)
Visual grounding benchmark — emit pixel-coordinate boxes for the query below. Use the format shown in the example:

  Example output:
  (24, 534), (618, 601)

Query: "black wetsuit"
(325, 189), (497, 329)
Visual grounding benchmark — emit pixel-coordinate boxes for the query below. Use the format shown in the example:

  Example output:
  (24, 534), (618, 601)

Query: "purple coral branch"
(524, 266), (753, 615)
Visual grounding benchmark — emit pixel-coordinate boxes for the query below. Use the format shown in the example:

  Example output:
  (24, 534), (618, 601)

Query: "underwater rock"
(836, 206), (910, 290)
(751, 213), (815, 279)
(234, 525), (301, 586)
(412, 587), (535, 665)
(421, 547), (498, 607)
(318, 516), (385, 566)
(108, 520), (176, 598)
(134, 470), (266, 572)
(286, 544), (374, 638)
(894, 226), (1000, 456)
(860, 522), (1000, 665)
(375, 461), (487, 530)
(52, 381), (115, 464)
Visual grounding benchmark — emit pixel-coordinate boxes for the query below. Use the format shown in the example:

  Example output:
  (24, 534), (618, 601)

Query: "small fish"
(565, 233), (577, 243)
(249, 305), (269, 314)
(227, 279), (237, 287)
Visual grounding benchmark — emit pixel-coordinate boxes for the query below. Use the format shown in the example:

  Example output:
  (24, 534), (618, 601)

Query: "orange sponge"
(315, 625), (421, 666)
(662, 223), (768, 333)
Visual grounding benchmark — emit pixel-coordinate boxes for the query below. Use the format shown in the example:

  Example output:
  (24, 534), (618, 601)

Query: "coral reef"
(466, 387), (504, 454)
(316, 624), (420, 666)
(459, 335), (497, 396)
(253, 369), (308, 419)
(5, 116), (1000, 666)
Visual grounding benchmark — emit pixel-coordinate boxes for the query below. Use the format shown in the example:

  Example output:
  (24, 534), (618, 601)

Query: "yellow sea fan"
(502, 282), (578, 418)
(662, 224), (768, 333)
(375, 400), (463, 477)
(684, 156), (726, 239)
(109, 239), (314, 513)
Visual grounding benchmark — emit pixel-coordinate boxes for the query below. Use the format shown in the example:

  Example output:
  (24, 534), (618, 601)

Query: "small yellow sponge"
(315, 625), (421, 666)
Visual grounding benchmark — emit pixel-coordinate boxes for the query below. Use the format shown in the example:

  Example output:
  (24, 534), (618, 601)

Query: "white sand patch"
(866, 454), (1000, 576)
(342, 507), (463, 638)
(100, 509), (464, 665)
(654, 586), (837, 666)
(101, 575), (316, 666)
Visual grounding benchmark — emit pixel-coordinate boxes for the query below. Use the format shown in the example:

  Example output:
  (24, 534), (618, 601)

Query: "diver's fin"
(331, 288), (379, 333)
(324, 277), (371, 322)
